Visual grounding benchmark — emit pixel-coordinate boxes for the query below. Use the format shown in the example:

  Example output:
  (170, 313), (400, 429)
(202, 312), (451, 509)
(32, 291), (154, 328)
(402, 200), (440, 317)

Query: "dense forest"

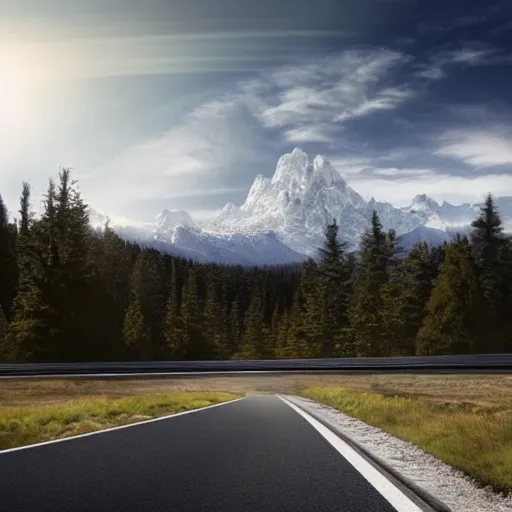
(1, 170), (511, 362)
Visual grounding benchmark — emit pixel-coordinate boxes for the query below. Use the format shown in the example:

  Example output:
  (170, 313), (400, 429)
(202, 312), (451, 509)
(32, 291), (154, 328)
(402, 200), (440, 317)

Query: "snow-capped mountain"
(154, 209), (199, 238)
(402, 194), (478, 230)
(91, 148), (512, 265)
(208, 148), (447, 255)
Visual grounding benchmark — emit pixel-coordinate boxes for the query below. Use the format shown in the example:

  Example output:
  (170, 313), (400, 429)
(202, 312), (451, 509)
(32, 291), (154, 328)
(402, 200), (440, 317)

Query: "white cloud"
(329, 157), (375, 175)
(84, 97), (269, 213)
(440, 47), (494, 65)
(414, 44), (500, 85)
(242, 49), (413, 142)
(87, 48), (416, 215)
(285, 126), (334, 143)
(415, 65), (445, 80)
(347, 172), (512, 206)
(436, 128), (512, 167)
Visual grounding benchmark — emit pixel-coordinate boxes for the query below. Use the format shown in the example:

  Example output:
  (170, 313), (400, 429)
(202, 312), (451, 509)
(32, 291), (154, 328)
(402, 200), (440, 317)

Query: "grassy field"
(301, 385), (512, 495)
(0, 392), (241, 450)
(3, 373), (512, 405)
(2, 372), (511, 492)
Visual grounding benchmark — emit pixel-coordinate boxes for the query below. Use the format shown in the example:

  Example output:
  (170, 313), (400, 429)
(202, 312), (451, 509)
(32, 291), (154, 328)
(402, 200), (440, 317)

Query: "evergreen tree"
(138, 251), (166, 354)
(417, 241), (484, 355)
(317, 220), (352, 356)
(0, 195), (17, 321)
(123, 299), (151, 357)
(164, 272), (187, 359)
(227, 298), (242, 356)
(286, 259), (324, 358)
(204, 278), (229, 359)
(348, 211), (396, 356)
(124, 251), (165, 359)
(381, 242), (442, 356)
(44, 171), (91, 360)
(85, 225), (133, 360)
(8, 183), (48, 360)
(0, 304), (9, 358)
(234, 284), (268, 359)
(470, 194), (509, 351)
(180, 268), (206, 360)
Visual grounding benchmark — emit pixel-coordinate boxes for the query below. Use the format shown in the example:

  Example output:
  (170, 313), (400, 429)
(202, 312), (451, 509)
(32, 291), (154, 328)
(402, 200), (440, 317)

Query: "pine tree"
(227, 298), (242, 356)
(317, 219), (353, 356)
(417, 241), (484, 355)
(274, 309), (293, 359)
(204, 279), (229, 359)
(180, 268), (206, 360)
(0, 304), (10, 359)
(0, 195), (17, 322)
(123, 299), (151, 358)
(8, 183), (48, 361)
(286, 259), (324, 358)
(348, 211), (396, 356)
(234, 285), (268, 359)
(124, 251), (165, 360)
(86, 225), (133, 360)
(381, 242), (442, 356)
(164, 272), (187, 359)
(499, 234), (512, 352)
(470, 194), (508, 351)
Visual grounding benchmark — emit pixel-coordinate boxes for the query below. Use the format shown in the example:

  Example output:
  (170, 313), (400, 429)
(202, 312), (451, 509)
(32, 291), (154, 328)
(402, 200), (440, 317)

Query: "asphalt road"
(1, 396), (415, 512)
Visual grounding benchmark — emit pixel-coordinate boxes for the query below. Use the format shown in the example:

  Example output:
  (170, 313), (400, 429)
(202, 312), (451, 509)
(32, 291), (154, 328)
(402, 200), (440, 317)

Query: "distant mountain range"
(90, 148), (512, 265)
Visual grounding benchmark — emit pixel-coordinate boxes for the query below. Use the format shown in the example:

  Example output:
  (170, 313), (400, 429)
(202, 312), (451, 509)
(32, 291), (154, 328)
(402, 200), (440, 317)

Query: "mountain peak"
(155, 209), (197, 234)
(312, 154), (345, 186)
(408, 194), (440, 212)
(271, 147), (311, 189)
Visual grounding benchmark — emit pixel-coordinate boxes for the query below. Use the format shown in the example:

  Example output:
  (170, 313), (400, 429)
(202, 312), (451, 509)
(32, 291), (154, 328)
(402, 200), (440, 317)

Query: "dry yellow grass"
(0, 392), (241, 450)
(3, 373), (511, 408)
(301, 385), (512, 495)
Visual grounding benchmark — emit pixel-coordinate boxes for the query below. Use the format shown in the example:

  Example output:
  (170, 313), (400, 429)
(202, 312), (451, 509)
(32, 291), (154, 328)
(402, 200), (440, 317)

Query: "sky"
(1, 0), (512, 223)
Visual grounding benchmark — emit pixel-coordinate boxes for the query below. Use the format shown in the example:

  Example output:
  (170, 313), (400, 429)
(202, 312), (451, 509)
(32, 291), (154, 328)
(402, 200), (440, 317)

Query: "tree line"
(1, 170), (511, 362)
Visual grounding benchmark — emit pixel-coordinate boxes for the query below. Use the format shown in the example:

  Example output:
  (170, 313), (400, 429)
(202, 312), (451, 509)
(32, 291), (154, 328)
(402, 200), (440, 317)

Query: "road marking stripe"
(278, 395), (424, 512)
(0, 396), (245, 454)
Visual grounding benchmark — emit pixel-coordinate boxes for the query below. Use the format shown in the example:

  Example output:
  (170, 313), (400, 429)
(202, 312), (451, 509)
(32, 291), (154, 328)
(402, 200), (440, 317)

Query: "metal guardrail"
(0, 354), (511, 377)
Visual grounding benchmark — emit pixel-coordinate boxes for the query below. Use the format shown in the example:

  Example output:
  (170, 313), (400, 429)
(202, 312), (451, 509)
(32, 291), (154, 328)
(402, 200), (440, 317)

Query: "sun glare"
(0, 49), (38, 143)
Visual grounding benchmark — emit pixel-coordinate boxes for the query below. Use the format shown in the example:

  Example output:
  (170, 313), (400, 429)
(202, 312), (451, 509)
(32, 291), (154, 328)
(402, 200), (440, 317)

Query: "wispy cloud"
(240, 49), (413, 143)
(436, 46), (496, 66)
(436, 128), (512, 167)
(84, 97), (270, 214)
(347, 172), (512, 206)
(415, 65), (445, 80)
(415, 43), (500, 83)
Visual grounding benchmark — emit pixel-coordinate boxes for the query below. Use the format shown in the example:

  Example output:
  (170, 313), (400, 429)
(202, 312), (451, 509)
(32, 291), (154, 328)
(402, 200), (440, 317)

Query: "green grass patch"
(301, 386), (512, 495)
(0, 392), (241, 450)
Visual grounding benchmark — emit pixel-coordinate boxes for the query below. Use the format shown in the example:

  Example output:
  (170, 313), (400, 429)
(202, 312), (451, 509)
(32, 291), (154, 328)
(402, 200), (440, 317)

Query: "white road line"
(0, 396), (245, 454)
(278, 395), (424, 512)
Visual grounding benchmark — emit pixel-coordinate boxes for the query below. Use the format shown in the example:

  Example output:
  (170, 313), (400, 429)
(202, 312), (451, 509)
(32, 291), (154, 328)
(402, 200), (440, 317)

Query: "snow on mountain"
(90, 149), (512, 265)
(208, 148), (439, 255)
(401, 194), (479, 230)
(161, 226), (305, 265)
(154, 209), (198, 239)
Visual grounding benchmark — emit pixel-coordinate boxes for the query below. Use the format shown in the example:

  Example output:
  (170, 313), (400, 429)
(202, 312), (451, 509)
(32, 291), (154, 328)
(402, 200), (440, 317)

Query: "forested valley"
(1, 170), (511, 362)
